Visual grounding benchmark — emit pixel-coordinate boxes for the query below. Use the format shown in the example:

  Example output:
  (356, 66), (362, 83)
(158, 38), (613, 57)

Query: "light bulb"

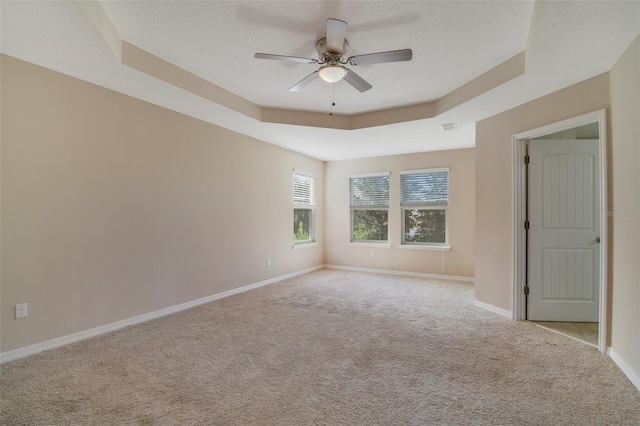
(318, 65), (347, 83)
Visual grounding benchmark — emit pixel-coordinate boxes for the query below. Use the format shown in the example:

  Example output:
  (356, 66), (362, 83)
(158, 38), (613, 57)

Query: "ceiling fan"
(254, 18), (412, 92)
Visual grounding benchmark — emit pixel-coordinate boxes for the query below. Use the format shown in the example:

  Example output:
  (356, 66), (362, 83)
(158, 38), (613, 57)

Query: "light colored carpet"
(1, 269), (639, 425)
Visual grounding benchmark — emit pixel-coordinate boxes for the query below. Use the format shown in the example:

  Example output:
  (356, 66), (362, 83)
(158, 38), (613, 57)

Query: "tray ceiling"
(2, 1), (639, 160)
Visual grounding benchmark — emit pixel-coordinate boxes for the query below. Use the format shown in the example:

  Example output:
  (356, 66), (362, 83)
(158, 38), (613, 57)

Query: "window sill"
(349, 242), (391, 248)
(293, 242), (318, 250)
(399, 244), (451, 252)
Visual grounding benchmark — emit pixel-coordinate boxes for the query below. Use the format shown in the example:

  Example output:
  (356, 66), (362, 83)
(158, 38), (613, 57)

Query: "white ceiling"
(2, 1), (639, 161)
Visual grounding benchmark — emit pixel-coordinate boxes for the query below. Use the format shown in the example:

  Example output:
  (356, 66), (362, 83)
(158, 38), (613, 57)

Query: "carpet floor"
(1, 269), (639, 425)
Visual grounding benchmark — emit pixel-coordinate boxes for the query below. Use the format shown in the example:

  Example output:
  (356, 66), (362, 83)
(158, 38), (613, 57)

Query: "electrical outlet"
(370, 251), (374, 258)
(266, 258), (271, 266)
(16, 303), (28, 319)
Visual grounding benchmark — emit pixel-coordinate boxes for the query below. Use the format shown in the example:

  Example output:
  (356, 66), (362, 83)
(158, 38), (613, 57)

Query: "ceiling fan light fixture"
(318, 65), (347, 83)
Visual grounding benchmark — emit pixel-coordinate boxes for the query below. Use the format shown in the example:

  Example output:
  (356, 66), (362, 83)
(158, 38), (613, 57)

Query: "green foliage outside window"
(294, 208), (311, 241)
(294, 221), (310, 241)
(352, 210), (388, 241)
(403, 209), (446, 243)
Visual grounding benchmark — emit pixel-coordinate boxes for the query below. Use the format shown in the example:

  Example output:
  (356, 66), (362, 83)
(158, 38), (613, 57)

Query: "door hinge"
(524, 286), (530, 296)
(524, 221), (530, 230)
(524, 155), (530, 164)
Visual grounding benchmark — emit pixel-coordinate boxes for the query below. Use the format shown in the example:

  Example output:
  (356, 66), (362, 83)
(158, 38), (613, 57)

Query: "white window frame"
(400, 168), (450, 250)
(349, 172), (390, 245)
(293, 169), (316, 246)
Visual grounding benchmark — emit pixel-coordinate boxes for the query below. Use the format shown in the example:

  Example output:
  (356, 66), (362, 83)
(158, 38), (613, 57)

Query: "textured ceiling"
(2, 1), (639, 160)
(99, 1), (533, 114)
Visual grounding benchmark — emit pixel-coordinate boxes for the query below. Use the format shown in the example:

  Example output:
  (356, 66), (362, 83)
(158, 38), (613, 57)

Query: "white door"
(528, 139), (600, 322)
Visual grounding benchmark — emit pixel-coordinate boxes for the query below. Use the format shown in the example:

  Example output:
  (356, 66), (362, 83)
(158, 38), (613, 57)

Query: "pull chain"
(330, 82), (335, 116)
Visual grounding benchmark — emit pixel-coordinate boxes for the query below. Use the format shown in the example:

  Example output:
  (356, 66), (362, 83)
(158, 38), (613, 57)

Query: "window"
(400, 168), (449, 246)
(350, 172), (390, 243)
(293, 170), (316, 244)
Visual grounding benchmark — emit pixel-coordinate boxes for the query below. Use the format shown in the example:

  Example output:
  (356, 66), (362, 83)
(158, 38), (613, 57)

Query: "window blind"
(293, 173), (316, 205)
(400, 170), (448, 207)
(350, 175), (389, 208)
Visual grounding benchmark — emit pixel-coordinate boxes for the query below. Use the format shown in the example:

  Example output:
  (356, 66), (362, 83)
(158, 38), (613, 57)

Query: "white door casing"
(512, 109), (607, 353)
(528, 140), (600, 322)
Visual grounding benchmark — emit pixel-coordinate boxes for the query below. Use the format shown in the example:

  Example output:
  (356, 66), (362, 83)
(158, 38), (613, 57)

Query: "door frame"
(511, 109), (608, 353)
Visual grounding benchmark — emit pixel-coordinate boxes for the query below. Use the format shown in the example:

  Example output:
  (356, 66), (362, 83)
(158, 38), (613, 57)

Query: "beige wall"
(3, 40), (637, 384)
(476, 38), (640, 384)
(475, 73), (610, 312)
(610, 35), (640, 381)
(0, 55), (323, 352)
(324, 149), (475, 278)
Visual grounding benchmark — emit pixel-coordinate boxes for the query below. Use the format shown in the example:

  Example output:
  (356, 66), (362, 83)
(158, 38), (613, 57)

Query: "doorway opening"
(532, 321), (599, 347)
(512, 110), (608, 352)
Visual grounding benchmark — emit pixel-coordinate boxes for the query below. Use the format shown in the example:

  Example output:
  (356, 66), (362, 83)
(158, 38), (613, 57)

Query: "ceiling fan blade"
(343, 69), (372, 92)
(288, 71), (319, 91)
(254, 53), (318, 64)
(348, 49), (413, 66)
(326, 18), (348, 54)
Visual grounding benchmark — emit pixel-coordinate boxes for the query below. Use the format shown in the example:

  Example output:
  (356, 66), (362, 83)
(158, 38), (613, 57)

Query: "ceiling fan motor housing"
(316, 37), (349, 63)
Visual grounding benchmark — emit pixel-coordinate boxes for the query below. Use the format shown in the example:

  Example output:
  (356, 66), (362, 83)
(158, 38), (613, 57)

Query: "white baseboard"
(0, 265), (323, 364)
(324, 264), (475, 283)
(473, 299), (513, 319)
(607, 348), (640, 392)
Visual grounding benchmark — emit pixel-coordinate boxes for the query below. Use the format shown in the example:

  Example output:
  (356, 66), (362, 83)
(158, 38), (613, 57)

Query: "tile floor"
(532, 321), (599, 346)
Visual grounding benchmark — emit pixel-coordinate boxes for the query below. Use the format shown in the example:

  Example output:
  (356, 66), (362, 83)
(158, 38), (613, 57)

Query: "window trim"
(293, 169), (317, 246)
(398, 243), (450, 251)
(400, 167), (450, 247)
(349, 172), (390, 244)
(348, 242), (392, 248)
(293, 242), (318, 250)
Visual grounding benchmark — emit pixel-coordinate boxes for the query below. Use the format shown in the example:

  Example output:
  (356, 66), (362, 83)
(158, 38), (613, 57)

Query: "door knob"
(596, 237), (601, 243)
